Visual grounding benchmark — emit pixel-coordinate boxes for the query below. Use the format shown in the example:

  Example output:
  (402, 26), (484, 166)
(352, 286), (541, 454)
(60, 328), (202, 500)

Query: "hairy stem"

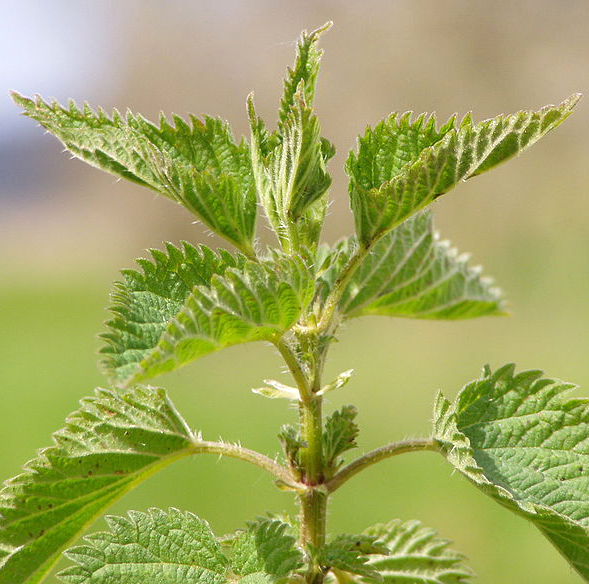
(316, 246), (368, 332)
(325, 438), (438, 493)
(275, 337), (312, 401)
(190, 440), (301, 490)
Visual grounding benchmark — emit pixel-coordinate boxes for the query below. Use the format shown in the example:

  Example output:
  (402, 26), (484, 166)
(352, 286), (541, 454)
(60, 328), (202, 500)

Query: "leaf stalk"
(325, 438), (438, 493)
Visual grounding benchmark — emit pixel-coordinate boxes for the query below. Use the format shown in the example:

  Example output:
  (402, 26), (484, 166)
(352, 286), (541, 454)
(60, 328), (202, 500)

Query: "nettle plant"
(4, 22), (587, 584)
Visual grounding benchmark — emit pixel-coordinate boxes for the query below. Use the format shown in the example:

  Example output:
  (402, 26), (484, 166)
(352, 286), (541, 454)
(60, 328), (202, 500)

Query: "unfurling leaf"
(318, 369), (354, 396)
(278, 425), (303, 478)
(12, 93), (257, 253)
(0, 387), (196, 584)
(102, 249), (314, 386)
(321, 211), (504, 320)
(323, 406), (359, 476)
(347, 95), (580, 246)
(248, 23), (335, 251)
(252, 379), (300, 400)
(433, 363), (589, 581)
(363, 519), (473, 583)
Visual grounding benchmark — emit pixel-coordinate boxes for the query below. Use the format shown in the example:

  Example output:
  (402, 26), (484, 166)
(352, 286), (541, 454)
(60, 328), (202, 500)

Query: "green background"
(2, 2), (589, 582)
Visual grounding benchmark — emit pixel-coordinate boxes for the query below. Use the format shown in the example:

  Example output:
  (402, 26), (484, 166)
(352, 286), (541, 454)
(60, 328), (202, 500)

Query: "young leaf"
(12, 93), (257, 253)
(363, 519), (473, 583)
(278, 425), (302, 478)
(347, 95), (580, 246)
(347, 111), (456, 195)
(323, 211), (504, 320)
(278, 22), (332, 129)
(319, 534), (388, 580)
(58, 508), (228, 584)
(230, 518), (303, 579)
(100, 242), (246, 384)
(117, 254), (314, 386)
(433, 363), (589, 581)
(323, 406), (359, 476)
(248, 23), (335, 251)
(317, 369), (354, 396)
(0, 387), (197, 584)
(248, 94), (333, 252)
(252, 379), (299, 400)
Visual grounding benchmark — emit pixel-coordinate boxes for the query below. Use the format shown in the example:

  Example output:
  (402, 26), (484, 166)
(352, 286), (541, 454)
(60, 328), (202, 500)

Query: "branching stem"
(325, 438), (439, 493)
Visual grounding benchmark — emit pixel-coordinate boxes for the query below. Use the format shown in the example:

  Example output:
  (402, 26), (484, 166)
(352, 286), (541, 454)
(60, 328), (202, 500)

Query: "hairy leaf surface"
(320, 534), (387, 580)
(248, 23), (334, 251)
(100, 242), (246, 383)
(59, 511), (301, 584)
(119, 254), (314, 385)
(0, 387), (196, 584)
(319, 212), (503, 320)
(278, 22), (332, 130)
(59, 509), (225, 584)
(12, 93), (257, 251)
(347, 96), (580, 246)
(230, 518), (303, 578)
(363, 519), (472, 583)
(433, 363), (589, 581)
(323, 406), (359, 477)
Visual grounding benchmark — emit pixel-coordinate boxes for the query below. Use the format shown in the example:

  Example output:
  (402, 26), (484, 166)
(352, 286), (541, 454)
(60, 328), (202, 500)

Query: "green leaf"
(325, 211), (504, 320)
(0, 387), (196, 584)
(114, 253), (314, 386)
(363, 519), (473, 583)
(248, 23), (335, 252)
(59, 511), (303, 584)
(248, 95), (332, 252)
(100, 242), (246, 384)
(252, 379), (299, 400)
(58, 508), (228, 584)
(347, 111), (456, 194)
(433, 363), (589, 581)
(12, 93), (257, 252)
(278, 425), (302, 478)
(347, 95), (580, 246)
(318, 369), (354, 397)
(230, 518), (303, 579)
(320, 534), (388, 580)
(278, 22), (332, 129)
(323, 406), (359, 477)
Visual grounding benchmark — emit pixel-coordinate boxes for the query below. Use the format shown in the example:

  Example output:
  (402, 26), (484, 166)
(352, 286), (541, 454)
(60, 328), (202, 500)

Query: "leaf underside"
(101, 245), (314, 386)
(0, 387), (195, 584)
(319, 211), (503, 320)
(363, 519), (473, 583)
(59, 510), (300, 584)
(347, 95), (580, 246)
(12, 92), (257, 251)
(434, 363), (589, 581)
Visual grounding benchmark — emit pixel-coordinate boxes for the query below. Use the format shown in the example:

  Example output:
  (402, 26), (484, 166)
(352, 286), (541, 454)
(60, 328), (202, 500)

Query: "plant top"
(3, 22), (586, 584)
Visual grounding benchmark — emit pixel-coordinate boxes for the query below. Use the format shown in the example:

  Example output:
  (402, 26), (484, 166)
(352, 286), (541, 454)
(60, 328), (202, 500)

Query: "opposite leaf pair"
(6, 20), (585, 584)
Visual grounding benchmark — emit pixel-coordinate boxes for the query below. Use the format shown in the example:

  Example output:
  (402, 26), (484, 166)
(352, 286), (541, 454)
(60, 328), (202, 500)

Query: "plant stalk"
(325, 438), (438, 493)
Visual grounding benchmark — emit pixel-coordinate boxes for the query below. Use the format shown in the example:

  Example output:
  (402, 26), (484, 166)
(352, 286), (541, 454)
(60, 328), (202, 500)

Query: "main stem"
(279, 335), (328, 584)
(299, 393), (327, 584)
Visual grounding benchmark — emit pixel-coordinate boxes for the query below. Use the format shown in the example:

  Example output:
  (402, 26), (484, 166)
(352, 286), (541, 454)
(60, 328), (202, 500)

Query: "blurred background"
(2, 1), (589, 581)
